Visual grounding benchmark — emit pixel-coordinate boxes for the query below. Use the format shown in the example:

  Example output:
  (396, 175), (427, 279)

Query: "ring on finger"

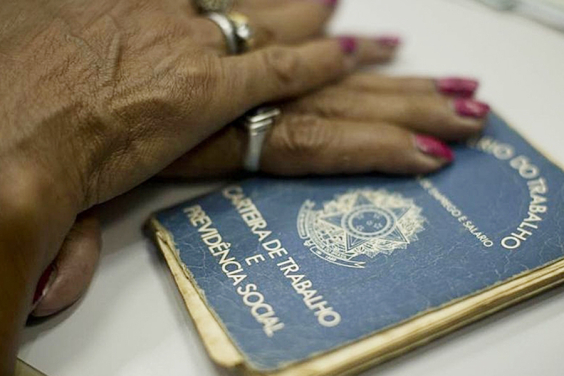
(228, 11), (256, 53)
(241, 107), (281, 172)
(205, 11), (255, 54)
(205, 12), (239, 54)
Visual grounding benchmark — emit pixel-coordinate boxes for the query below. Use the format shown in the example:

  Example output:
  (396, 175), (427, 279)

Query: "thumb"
(31, 211), (101, 318)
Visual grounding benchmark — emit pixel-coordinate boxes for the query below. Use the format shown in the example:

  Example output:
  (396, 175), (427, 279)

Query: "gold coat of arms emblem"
(298, 190), (426, 268)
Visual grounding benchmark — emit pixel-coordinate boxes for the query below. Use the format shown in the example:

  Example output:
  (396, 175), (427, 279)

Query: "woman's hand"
(162, 74), (489, 177)
(0, 0), (403, 372)
(32, 74), (490, 322)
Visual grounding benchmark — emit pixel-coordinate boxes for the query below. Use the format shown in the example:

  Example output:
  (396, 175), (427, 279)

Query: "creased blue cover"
(155, 114), (564, 371)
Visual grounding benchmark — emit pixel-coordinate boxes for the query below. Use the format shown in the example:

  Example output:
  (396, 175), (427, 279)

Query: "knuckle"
(183, 56), (220, 103)
(308, 91), (355, 119)
(158, 53), (220, 114)
(181, 54), (220, 92)
(274, 114), (333, 158)
(261, 46), (302, 91)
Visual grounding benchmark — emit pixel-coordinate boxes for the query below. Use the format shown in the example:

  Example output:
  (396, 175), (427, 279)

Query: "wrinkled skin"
(0, 0), (488, 374)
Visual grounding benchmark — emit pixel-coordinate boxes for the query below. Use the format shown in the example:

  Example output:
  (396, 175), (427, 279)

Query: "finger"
(160, 114), (453, 178)
(287, 89), (490, 141)
(323, 36), (401, 66)
(341, 74), (479, 98)
(31, 211), (101, 317)
(237, 0), (338, 45)
(217, 38), (368, 116)
(260, 115), (453, 175)
(354, 36), (402, 65)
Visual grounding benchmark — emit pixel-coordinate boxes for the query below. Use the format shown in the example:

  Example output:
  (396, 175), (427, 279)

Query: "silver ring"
(196, 0), (233, 13)
(242, 107), (281, 172)
(205, 12), (238, 54)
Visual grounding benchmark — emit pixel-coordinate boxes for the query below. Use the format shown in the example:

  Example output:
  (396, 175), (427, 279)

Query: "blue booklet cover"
(150, 113), (564, 375)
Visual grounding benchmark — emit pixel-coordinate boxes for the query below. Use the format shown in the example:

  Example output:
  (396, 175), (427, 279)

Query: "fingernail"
(375, 35), (402, 48)
(314, 0), (339, 7)
(437, 77), (479, 98)
(415, 135), (454, 163)
(454, 98), (491, 118)
(338, 36), (358, 55)
(33, 264), (55, 306)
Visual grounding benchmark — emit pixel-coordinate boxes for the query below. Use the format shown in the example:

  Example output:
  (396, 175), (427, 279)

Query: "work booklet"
(149, 113), (564, 376)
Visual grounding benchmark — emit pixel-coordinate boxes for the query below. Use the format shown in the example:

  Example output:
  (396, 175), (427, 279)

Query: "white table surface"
(18, 0), (564, 375)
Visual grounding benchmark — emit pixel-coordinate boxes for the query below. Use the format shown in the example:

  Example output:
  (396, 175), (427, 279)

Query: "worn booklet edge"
(149, 217), (564, 376)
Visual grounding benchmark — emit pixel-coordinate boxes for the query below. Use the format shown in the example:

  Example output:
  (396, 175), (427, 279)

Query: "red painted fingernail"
(375, 36), (402, 48)
(415, 135), (454, 163)
(454, 98), (491, 118)
(33, 264), (55, 305)
(437, 77), (479, 98)
(315, 0), (339, 7)
(339, 36), (358, 55)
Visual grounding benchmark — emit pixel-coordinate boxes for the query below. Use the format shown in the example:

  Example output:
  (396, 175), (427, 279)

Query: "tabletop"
(18, 0), (564, 375)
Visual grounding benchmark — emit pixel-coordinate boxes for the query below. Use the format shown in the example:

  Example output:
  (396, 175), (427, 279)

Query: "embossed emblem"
(297, 190), (426, 268)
